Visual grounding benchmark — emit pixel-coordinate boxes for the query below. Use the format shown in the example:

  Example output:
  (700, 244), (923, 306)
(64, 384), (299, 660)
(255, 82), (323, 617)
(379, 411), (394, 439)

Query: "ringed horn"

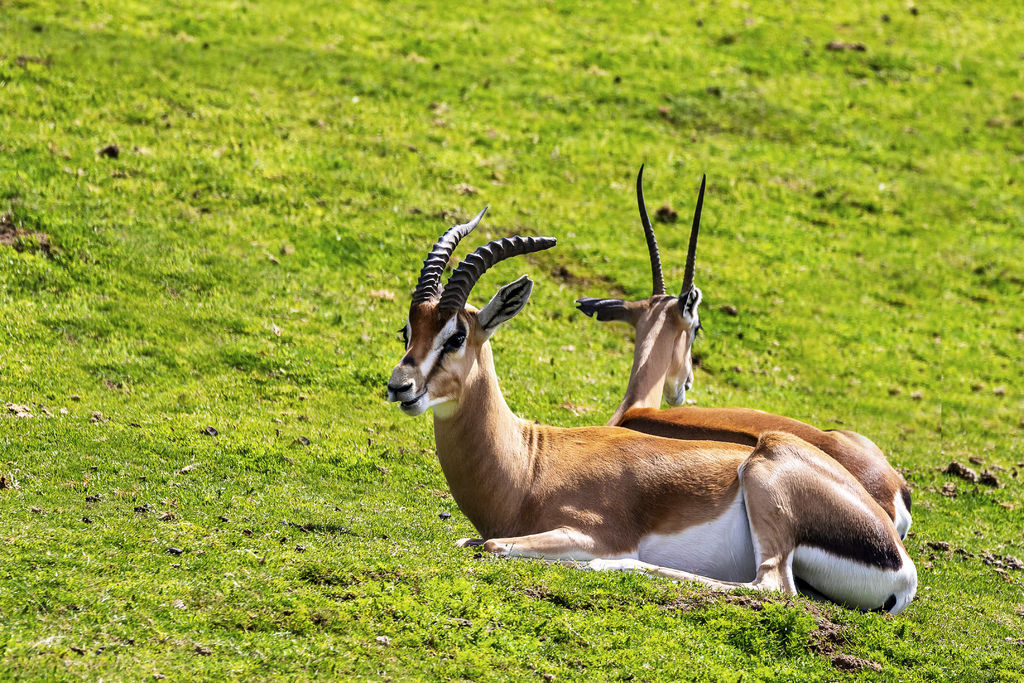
(411, 206), (489, 306)
(635, 166), (706, 300)
(437, 235), (557, 319)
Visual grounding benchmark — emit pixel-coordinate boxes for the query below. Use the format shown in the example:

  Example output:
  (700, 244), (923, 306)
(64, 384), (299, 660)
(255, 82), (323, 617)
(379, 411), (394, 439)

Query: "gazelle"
(385, 209), (916, 613)
(576, 167), (912, 538)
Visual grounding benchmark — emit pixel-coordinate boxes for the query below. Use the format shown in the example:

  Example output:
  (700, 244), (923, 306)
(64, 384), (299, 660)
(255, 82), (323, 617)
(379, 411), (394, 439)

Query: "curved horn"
(436, 235), (557, 318)
(411, 206), (489, 305)
(637, 165), (666, 296)
(680, 174), (706, 297)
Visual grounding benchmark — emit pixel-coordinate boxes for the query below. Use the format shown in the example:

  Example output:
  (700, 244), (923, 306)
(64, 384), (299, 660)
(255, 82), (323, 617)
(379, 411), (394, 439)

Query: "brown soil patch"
(662, 592), (883, 672)
(944, 461), (978, 483)
(0, 212), (53, 257)
(826, 41), (868, 52)
(655, 204), (678, 224)
(549, 264), (626, 296)
(803, 602), (882, 673)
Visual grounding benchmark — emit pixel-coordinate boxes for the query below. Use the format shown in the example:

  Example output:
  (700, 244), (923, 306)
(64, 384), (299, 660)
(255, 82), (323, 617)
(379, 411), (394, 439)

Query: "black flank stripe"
(802, 536), (903, 571)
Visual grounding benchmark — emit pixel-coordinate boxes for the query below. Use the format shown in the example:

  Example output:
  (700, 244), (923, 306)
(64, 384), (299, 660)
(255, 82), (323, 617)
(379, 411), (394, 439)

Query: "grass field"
(2, 1), (1023, 679)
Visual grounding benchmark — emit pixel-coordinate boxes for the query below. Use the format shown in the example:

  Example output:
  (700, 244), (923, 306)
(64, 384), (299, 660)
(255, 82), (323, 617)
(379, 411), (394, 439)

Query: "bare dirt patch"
(826, 41), (867, 52)
(662, 592), (883, 672)
(549, 264), (625, 296)
(804, 604), (882, 673)
(944, 461), (978, 483)
(655, 204), (678, 224)
(0, 212), (54, 258)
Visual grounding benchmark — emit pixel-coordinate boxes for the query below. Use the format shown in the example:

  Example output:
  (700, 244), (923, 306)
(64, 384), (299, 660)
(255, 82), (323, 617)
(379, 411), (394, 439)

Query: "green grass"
(2, 0), (1023, 679)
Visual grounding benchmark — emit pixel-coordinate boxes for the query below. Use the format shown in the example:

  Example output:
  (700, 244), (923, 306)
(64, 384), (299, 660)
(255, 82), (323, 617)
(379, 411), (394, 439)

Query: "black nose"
(388, 381), (413, 394)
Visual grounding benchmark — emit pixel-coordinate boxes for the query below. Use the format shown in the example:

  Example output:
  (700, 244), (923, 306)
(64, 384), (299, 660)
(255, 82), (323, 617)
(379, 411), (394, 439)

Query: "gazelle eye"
(443, 332), (466, 353)
(397, 326), (409, 347)
(694, 321), (703, 338)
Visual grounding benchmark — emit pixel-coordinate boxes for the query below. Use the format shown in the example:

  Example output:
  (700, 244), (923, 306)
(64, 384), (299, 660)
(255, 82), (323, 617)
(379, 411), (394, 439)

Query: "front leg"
(590, 559), (767, 593)
(479, 527), (600, 561)
(473, 532), (779, 596)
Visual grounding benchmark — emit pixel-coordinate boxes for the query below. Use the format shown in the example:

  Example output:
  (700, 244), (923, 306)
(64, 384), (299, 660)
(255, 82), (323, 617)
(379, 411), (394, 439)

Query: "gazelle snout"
(386, 378), (413, 399)
(663, 368), (693, 406)
(663, 373), (690, 406)
(386, 364), (428, 414)
(665, 340), (695, 407)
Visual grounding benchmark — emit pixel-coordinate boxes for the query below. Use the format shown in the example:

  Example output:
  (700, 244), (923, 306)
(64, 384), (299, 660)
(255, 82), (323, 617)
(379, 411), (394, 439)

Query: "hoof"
(482, 540), (511, 556)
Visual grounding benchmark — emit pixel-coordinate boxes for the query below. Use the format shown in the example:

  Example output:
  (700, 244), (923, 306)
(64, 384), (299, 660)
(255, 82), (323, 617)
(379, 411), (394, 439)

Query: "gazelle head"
(577, 166), (705, 407)
(386, 207), (557, 417)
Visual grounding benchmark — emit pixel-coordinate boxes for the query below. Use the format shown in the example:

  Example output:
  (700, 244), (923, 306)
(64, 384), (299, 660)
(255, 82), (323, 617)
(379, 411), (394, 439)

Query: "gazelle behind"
(385, 209), (916, 613)
(576, 166), (912, 537)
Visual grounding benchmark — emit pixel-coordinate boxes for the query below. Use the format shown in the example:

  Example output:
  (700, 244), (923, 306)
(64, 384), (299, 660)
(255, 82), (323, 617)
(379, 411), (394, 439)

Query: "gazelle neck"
(432, 342), (534, 537)
(607, 321), (671, 425)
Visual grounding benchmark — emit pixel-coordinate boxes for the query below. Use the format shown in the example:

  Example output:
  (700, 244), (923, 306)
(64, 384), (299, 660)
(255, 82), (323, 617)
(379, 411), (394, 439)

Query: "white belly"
(636, 493), (756, 583)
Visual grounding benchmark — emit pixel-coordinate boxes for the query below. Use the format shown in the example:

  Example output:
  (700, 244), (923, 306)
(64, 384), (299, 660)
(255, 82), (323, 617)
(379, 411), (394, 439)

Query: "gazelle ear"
(679, 286), (703, 320)
(576, 297), (631, 322)
(478, 275), (533, 339)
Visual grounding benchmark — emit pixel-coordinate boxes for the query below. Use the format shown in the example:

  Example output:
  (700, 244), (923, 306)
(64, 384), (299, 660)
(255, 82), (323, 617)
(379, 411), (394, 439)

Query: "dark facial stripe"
(422, 322), (467, 387)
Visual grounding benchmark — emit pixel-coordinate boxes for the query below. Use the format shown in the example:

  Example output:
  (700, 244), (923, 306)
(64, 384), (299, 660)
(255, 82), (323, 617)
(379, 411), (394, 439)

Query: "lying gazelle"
(576, 166), (912, 538)
(385, 208), (916, 613)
